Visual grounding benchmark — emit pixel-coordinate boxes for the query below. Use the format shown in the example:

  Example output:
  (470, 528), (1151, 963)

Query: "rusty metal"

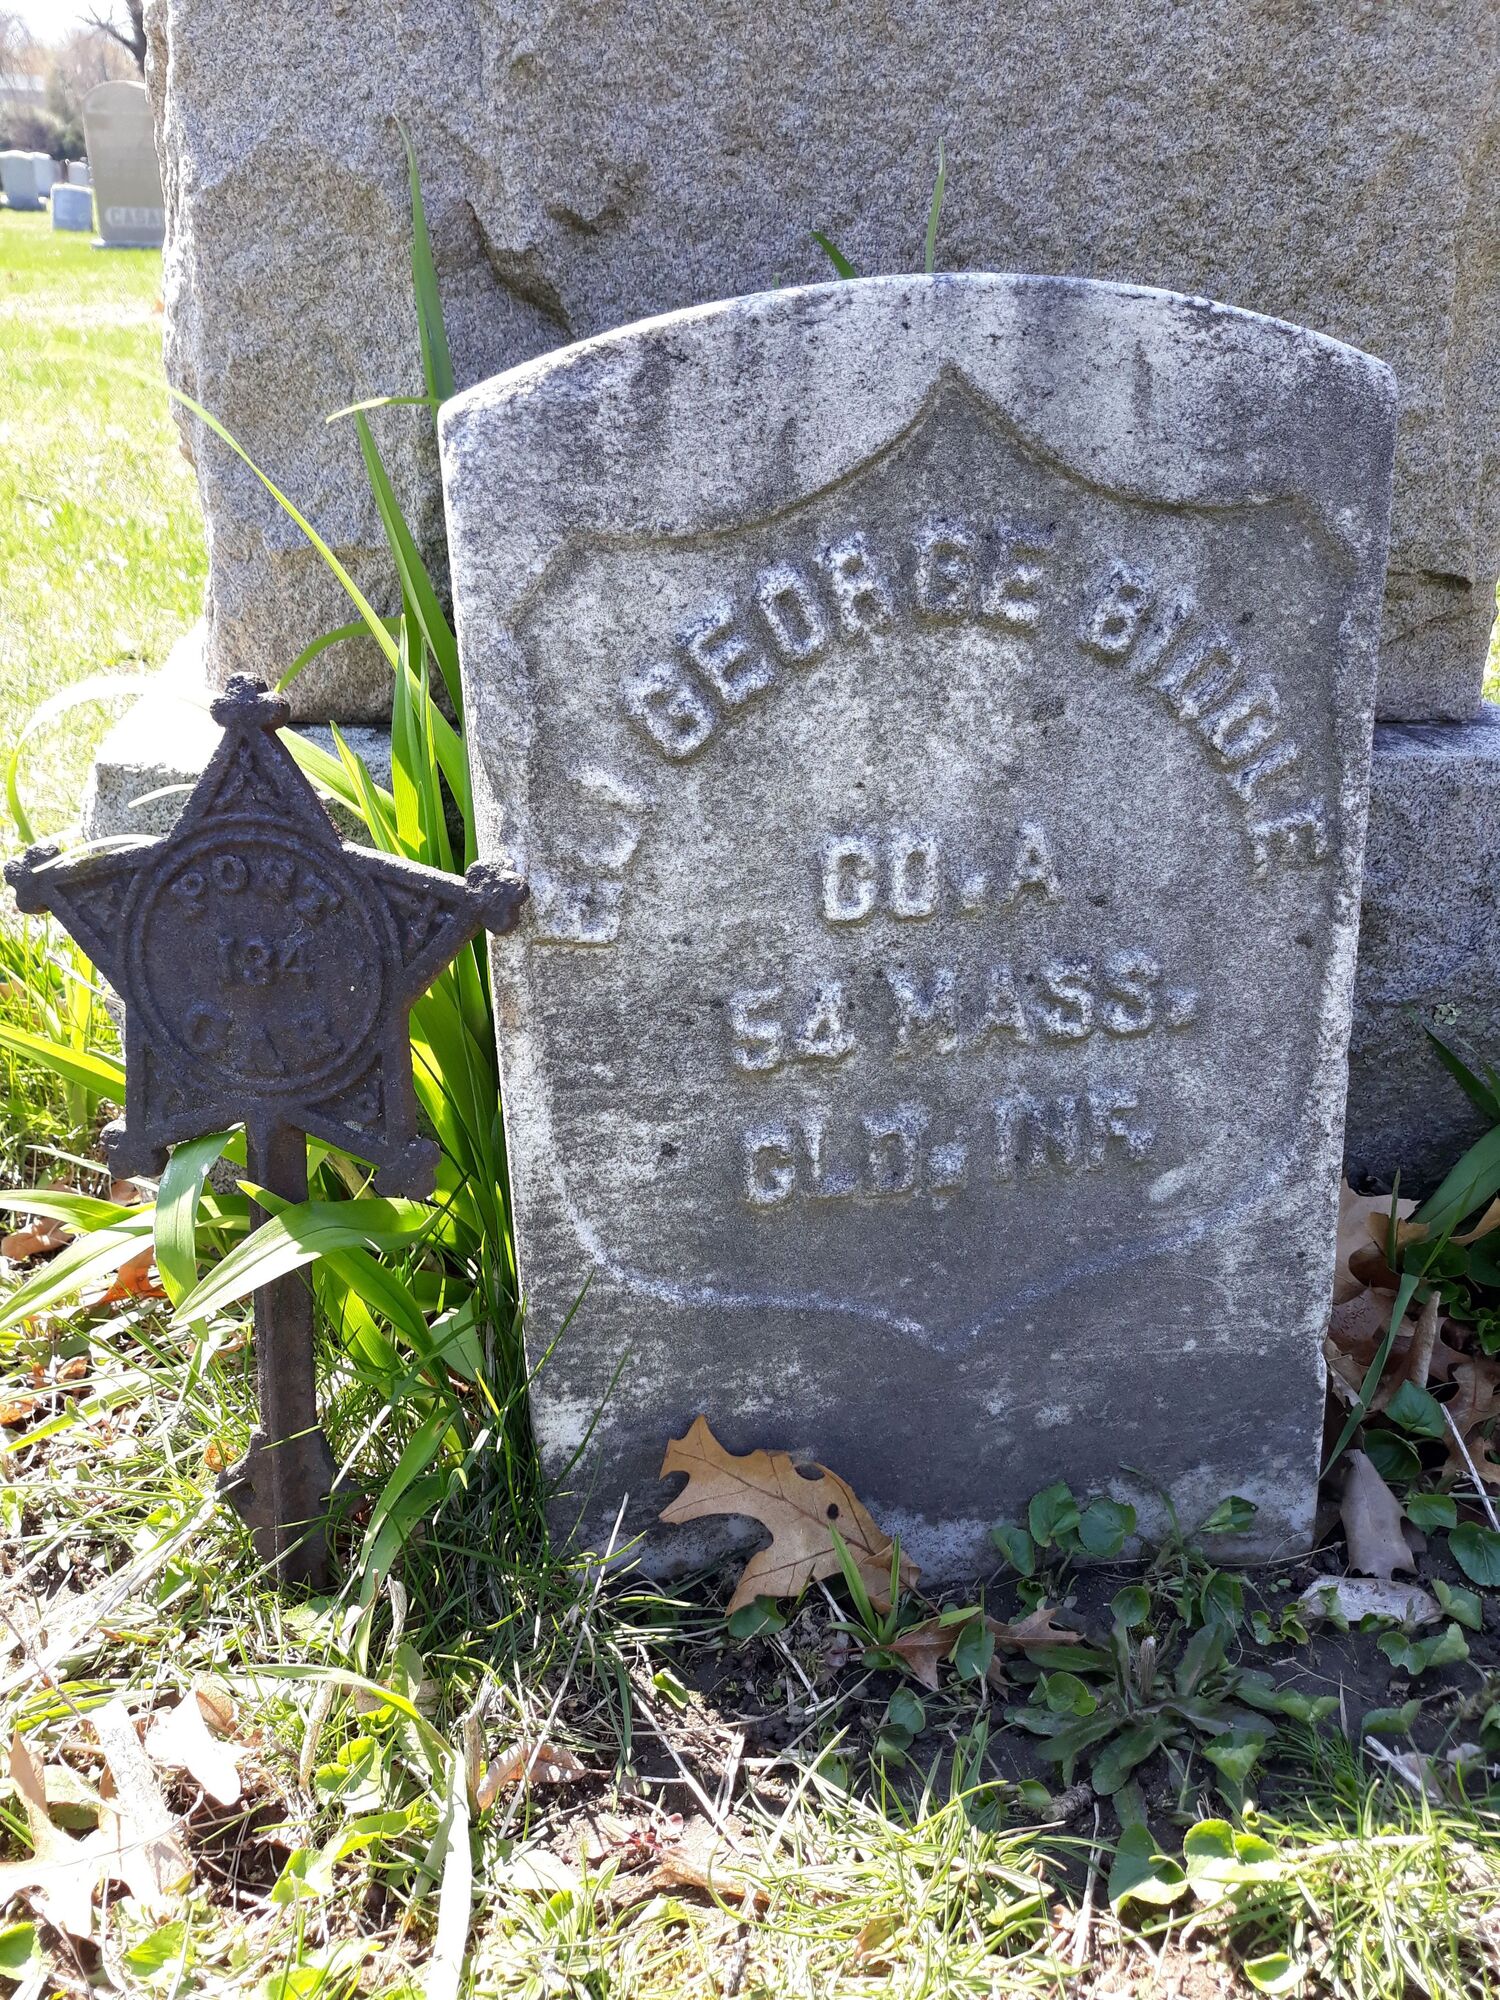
(6, 675), (526, 1586)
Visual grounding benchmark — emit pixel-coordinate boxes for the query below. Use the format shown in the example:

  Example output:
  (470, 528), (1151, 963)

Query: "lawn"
(1, 197), (1499, 2000)
(0, 208), (204, 838)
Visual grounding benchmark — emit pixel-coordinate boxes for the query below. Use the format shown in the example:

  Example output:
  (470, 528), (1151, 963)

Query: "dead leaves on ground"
(660, 1417), (1081, 1697)
(473, 1739), (589, 1813)
(143, 1682), (243, 1806)
(1327, 1179), (1500, 1485)
(1340, 1449), (1417, 1580)
(660, 1415), (919, 1613)
(887, 1605), (1081, 1692)
(0, 1212), (69, 1263)
(0, 1705), (189, 1939)
(0, 1681), (246, 1939)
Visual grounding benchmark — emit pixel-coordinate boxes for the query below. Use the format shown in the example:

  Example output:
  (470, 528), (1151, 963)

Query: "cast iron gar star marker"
(5, 674), (527, 1586)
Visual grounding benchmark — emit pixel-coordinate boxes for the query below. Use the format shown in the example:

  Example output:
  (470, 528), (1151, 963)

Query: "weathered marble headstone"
(51, 184), (93, 233)
(441, 275), (1397, 1572)
(66, 161), (91, 186)
(83, 80), (164, 249)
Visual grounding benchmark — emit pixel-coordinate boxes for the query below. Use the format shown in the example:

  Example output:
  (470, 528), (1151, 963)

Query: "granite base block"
(80, 628), (392, 845)
(1348, 710), (1500, 1193)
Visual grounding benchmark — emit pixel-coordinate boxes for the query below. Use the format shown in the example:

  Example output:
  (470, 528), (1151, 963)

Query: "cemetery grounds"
(2, 200), (1500, 2000)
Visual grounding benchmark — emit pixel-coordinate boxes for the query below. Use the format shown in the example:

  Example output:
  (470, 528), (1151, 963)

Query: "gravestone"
(51, 184), (93, 233)
(440, 274), (1397, 1572)
(66, 161), (91, 186)
(143, 1), (1492, 725)
(0, 152), (50, 211)
(83, 80), (164, 249)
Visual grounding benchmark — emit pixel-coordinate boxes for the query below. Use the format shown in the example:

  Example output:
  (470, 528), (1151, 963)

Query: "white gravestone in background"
(441, 276), (1397, 1576)
(0, 153), (49, 211)
(51, 183), (93, 233)
(83, 80), (164, 249)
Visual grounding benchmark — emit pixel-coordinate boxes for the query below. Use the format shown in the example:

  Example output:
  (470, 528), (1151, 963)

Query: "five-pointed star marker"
(5, 675), (526, 1189)
(5, 675), (527, 1586)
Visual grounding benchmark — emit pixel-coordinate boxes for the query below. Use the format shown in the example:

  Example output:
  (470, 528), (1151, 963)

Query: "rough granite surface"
(1348, 715), (1500, 1193)
(143, 0), (1495, 722)
(440, 274), (1396, 1573)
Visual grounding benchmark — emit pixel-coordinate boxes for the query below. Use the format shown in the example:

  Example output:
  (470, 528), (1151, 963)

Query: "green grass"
(0, 208), (205, 837)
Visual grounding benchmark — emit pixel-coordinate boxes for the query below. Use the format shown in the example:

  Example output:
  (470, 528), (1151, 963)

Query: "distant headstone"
(51, 184), (93, 233)
(82, 79), (163, 248)
(0, 151), (49, 211)
(442, 275), (1397, 1574)
(66, 160), (90, 186)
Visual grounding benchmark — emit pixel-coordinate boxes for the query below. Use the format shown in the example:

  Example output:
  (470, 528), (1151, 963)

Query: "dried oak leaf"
(659, 1414), (918, 1613)
(646, 1817), (767, 1911)
(0, 1215), (69, 1263)
(1335, 1180), (1414, 1303)
(144, 1684), (243, 1806)
(1445, 1357), (1500, 1484)
(885, 1619), (955, 1692)
(887, 1606), (1079, 1692)
(988, 1605), (1082, 1651)
(91, 1700), (193, 1914)
(0, 1732), (101, 1939)
(475, 1740), (588, 1812)
(93, 1247), (166, 1307)
(1341, 1450), (1415, 1581)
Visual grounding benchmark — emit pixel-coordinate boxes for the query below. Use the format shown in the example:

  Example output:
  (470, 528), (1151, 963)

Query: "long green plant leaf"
(0, 1188), (142, 1232)
(354, 414), (463, 713)
(6, 672), (154, 845)
(171, 1198), (436, 1324)
(398, 121), (455, 405)
(0, 1022), (124, 1097)
(153, 1130), (233, 1307)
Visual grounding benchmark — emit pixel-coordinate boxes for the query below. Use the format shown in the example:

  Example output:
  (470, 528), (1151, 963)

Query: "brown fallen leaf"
(988, 1605), (1082, 1651)
(93, 1247), (167, 1307)
(0, 1393), (38, 1428)
(1324, 1291), (1447, 1413)
(0, 1732), (102, 1939)
(1394, 1196), (1500, 1255)
(646, 1817), (768, 1911)
(1335, 1180), (1414, 1303)
(886, 1605), (1077, 1692)
(1341, 1450), (1415, 1581)
(475, 1739), (588, 1812)
(1449, 1356), (1500, 1438)
(1, 1214), (70, 1263)
(659, 1414), (918, 1613)
(144, 1685), (242, 1805)
(885, 1620), (957, 1691)
(91, 1699), (192, 1915)
(109, 1180), (152, 1208)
